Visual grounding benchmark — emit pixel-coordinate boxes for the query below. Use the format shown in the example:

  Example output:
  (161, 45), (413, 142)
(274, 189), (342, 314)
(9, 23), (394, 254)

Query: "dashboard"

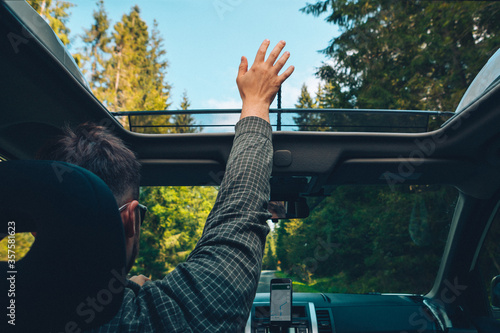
(246, 293), (441, 333)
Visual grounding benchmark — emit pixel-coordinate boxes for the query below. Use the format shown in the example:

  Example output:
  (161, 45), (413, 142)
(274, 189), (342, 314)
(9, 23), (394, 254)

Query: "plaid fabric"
(85, 116), (272, 332)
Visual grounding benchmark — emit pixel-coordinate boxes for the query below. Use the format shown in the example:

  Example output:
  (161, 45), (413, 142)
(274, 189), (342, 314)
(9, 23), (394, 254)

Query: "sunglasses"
(118, 202), (148, 225)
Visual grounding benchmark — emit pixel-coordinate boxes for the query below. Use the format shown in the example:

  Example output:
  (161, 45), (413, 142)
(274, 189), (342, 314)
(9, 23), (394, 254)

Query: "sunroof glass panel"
(112, 109), (454, 134)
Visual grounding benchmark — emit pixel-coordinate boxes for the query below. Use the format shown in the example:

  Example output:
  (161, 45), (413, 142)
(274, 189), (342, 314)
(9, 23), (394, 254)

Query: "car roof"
(1, 0), (500, 201)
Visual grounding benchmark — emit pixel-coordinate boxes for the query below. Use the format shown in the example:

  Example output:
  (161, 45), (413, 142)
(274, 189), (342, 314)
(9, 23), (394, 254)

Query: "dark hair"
(37, 122), (141, 204)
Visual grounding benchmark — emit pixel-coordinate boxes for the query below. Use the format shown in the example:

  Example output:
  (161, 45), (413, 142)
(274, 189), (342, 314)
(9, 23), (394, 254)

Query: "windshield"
(0, 184), (457, 295)
(264, 185), (458, 295)
(133, 184), (459, 295)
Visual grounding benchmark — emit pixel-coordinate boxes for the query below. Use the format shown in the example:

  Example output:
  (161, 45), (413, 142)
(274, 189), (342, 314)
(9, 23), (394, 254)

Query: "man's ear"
(120, 200), (139, 238)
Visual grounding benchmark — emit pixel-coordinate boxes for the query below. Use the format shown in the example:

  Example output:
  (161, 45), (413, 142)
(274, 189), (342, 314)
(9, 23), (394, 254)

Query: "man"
(39, 40), (294, 332)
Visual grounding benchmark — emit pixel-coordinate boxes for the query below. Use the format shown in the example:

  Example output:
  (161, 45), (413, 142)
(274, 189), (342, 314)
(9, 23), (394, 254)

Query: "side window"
(479, 207), (500, 319)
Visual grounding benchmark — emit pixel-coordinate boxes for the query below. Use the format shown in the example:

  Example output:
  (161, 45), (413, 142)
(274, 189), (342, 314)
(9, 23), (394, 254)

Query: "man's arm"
(87, 41), (293, 333)
(163, 116), (272, 331)
(159, 40), (295, 331)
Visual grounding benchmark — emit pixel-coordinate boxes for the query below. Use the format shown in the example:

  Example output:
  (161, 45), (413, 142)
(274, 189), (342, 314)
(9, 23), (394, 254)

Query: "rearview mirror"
(268, 198), (310, 221)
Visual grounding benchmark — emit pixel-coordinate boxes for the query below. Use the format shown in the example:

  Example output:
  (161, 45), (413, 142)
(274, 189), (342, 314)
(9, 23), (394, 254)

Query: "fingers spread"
(236, 39), (294, 115)
(274, 51), (290, 74)
(254, 39), (270, 64)
(279, 65), (295, 83)
(266, 40), (286, 66)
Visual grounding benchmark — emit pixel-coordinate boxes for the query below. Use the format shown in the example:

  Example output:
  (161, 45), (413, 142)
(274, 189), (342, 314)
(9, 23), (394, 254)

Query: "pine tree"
(82, 6), (172, 132)
(282, 1), (492, 293)
(141, 20), (171, 112)
(82, 0), (111, 88)
(295, 84), (316, 109)
(301, 1), (500, 111)
(88, 5), (170, 113)
(14, 3), (217, 279)
(293, 84), (331, 131)
(106, 5), (149, 110)
(294, 84), (317, 131)
(79, 4), (218, 279)
(172, 91), (198, 133)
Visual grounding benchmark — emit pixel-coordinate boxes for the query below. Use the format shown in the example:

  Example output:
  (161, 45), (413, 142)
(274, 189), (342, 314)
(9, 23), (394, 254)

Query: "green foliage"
(132, 186), (217, 279)
(0, 233), (35, 261)
(172, 91), (199, 133)
(72, 3), (210, 280)
(284, 2), (498, 294)
(27, 0), (74, 45)
(27, 0), (80, 65)
(301, 0), (500, 111)
(81, 0), (111, 85)
(295, 84), (316, 109)
(90, 6), (171, 113)
(275, 271), (321, 293)
(79, 3), (214, 275)
(294, 84), (323, 131)
(80, 2), (201, 134)
(262, 228), (278, 270)
(275, 185), (457, 294)
(80, 3), (173, 133)
(294, 83), (354, 131)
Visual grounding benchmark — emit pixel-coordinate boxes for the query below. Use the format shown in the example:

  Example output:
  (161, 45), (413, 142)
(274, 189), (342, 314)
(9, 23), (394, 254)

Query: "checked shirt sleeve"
(85, 116), (273, 333)
(163, 116), (273, 332)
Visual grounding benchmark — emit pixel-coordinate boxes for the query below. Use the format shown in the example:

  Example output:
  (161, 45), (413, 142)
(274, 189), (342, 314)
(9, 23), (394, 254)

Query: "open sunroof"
(112, 109), (454, 134)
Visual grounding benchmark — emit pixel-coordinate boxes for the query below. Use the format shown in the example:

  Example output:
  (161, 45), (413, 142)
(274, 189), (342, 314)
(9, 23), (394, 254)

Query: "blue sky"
(64, 0), (338, 119)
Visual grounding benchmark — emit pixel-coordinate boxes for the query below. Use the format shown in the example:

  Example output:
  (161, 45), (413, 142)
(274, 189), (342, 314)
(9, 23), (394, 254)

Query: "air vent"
(315, 309), (333, 333)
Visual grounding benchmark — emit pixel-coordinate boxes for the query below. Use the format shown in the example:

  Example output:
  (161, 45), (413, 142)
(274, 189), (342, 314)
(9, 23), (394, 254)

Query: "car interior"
(1, 1), (500, 332)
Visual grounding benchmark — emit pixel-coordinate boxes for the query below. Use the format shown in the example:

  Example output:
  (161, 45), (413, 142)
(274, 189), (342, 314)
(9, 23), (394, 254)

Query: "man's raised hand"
(237, 39), (294, 123)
